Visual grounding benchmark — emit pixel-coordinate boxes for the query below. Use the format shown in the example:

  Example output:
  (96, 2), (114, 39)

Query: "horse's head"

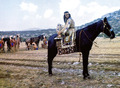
(102, 17), (115, 39)
(38, 35), (44, 40)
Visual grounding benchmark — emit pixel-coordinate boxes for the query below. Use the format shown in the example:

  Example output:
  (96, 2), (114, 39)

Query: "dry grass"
(0, 37), (120, 88)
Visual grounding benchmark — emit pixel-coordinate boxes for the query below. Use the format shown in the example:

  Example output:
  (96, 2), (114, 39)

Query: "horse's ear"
(103, 17), (107, 22)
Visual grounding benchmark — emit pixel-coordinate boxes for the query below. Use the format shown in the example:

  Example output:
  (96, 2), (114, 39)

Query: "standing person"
(10, 36), (16, 52)
(32, 42), (38, 50)
(16, 34), (20, 51)
(42, 36), (47, 48)
(0, 36), (4, 53)
(57, 11), (75, 45)
(13, 36), (17, 51)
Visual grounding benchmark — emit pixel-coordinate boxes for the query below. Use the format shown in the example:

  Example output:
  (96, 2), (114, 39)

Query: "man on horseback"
(56, 11), (75, 46)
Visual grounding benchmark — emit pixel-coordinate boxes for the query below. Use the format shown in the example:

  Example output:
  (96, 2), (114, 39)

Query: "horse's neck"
(85, 20), (102, 41)
(39, 35), (42, 38)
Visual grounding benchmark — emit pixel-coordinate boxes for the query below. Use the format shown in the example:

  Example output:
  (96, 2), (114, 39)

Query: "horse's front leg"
(7, 42), (11, 52)
(36, 42), (39, 49)
(3, 45), (5, 52)
(48, 47), (57, 76)
(27, 45), (29, 50)
(82, 50), (90, 79)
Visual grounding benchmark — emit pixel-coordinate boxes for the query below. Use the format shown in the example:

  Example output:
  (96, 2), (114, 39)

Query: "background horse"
(47, 17), (115, 79)
(3, 37), (11, 52)
(25, 35), (44, 50)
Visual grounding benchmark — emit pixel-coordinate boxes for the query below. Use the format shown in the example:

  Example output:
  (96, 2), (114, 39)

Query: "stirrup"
(54, 37), (62, 40)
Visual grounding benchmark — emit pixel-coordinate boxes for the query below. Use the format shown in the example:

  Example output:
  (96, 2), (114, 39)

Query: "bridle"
(102, 20), (113, 37)
(78, 20), (113, 62)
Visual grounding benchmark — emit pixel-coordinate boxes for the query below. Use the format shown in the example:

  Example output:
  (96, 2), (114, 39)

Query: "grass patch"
(0, 70), (15, 88)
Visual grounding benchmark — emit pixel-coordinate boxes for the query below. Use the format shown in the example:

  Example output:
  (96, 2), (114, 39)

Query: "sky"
(0, 0), (120, 31)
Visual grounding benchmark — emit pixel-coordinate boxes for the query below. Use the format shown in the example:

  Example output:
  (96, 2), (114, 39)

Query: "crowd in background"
(0, 34), (20, 53)
(0, 36), (4, 52)
(0, 34), (48, 53)
(30, 36), (48, 50)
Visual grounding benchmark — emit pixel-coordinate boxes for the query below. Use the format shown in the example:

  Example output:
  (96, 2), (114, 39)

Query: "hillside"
(105, 10), (120, 34)
(77, 9), (120, 34)
(0, 9), (120, 39)
(0, 29), (56, 41)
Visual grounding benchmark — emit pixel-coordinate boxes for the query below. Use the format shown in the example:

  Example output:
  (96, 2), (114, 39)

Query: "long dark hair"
(63, 11), (71, 24)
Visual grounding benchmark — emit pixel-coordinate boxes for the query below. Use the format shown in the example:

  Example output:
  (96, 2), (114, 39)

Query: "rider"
(57, 11), (75, 45)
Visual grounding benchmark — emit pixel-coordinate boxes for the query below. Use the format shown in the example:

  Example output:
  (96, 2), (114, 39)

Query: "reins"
(78, 20), (113, 62)
(103, 20), (112, 36)
(78, 29), (99, 62)
(79, 30), (99, 50)
(78, 30), (83, 62)
(82, 30), (99, 48)
(79, 30), (83, 52)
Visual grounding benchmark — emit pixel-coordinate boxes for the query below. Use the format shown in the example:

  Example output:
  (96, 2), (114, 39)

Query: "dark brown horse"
(47, 17), (115, 79)
(3, 37), (11, 52)
(25, 35), (44, 50)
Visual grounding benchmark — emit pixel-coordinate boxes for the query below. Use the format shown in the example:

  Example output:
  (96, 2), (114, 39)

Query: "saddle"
(55, 24), (76, 55)
(54, 32), (76, 55)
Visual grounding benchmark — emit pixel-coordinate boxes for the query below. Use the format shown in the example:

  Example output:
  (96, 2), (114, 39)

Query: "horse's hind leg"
(48, 56), (53, 75)
(26, 43), (30, 50)
(7, 42), (11, 52)
(82, 50), (90, 79)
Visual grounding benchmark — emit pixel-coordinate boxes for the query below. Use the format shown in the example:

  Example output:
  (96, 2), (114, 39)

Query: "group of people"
(10, 35), (20, 52)
(0, 36), (4, 52)
(41, 36), (47, 48)
(26, 35), (48, 50)
(32, 36), (47, 50)
(0, 34), (48, 53)
(0, 34), (20, 53)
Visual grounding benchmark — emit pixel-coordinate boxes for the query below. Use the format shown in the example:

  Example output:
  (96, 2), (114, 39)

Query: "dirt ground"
(0, 38), (120, 88)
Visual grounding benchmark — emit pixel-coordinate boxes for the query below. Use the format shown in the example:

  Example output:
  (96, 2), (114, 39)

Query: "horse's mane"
(75, 19), (103, 50)
(38, 35), (43, 38)
(3, 37), (10, 41)
(77, 20), (102, 32)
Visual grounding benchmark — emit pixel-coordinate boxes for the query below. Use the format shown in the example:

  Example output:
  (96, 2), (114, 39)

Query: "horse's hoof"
(83, 76), (86, 80)
(83, 75), (91, 80)
(87, 76), (91, 79)
(49, 74), (53, 76)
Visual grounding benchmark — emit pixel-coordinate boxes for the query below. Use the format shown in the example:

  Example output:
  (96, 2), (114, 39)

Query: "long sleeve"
(61, 18), (71, 33)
